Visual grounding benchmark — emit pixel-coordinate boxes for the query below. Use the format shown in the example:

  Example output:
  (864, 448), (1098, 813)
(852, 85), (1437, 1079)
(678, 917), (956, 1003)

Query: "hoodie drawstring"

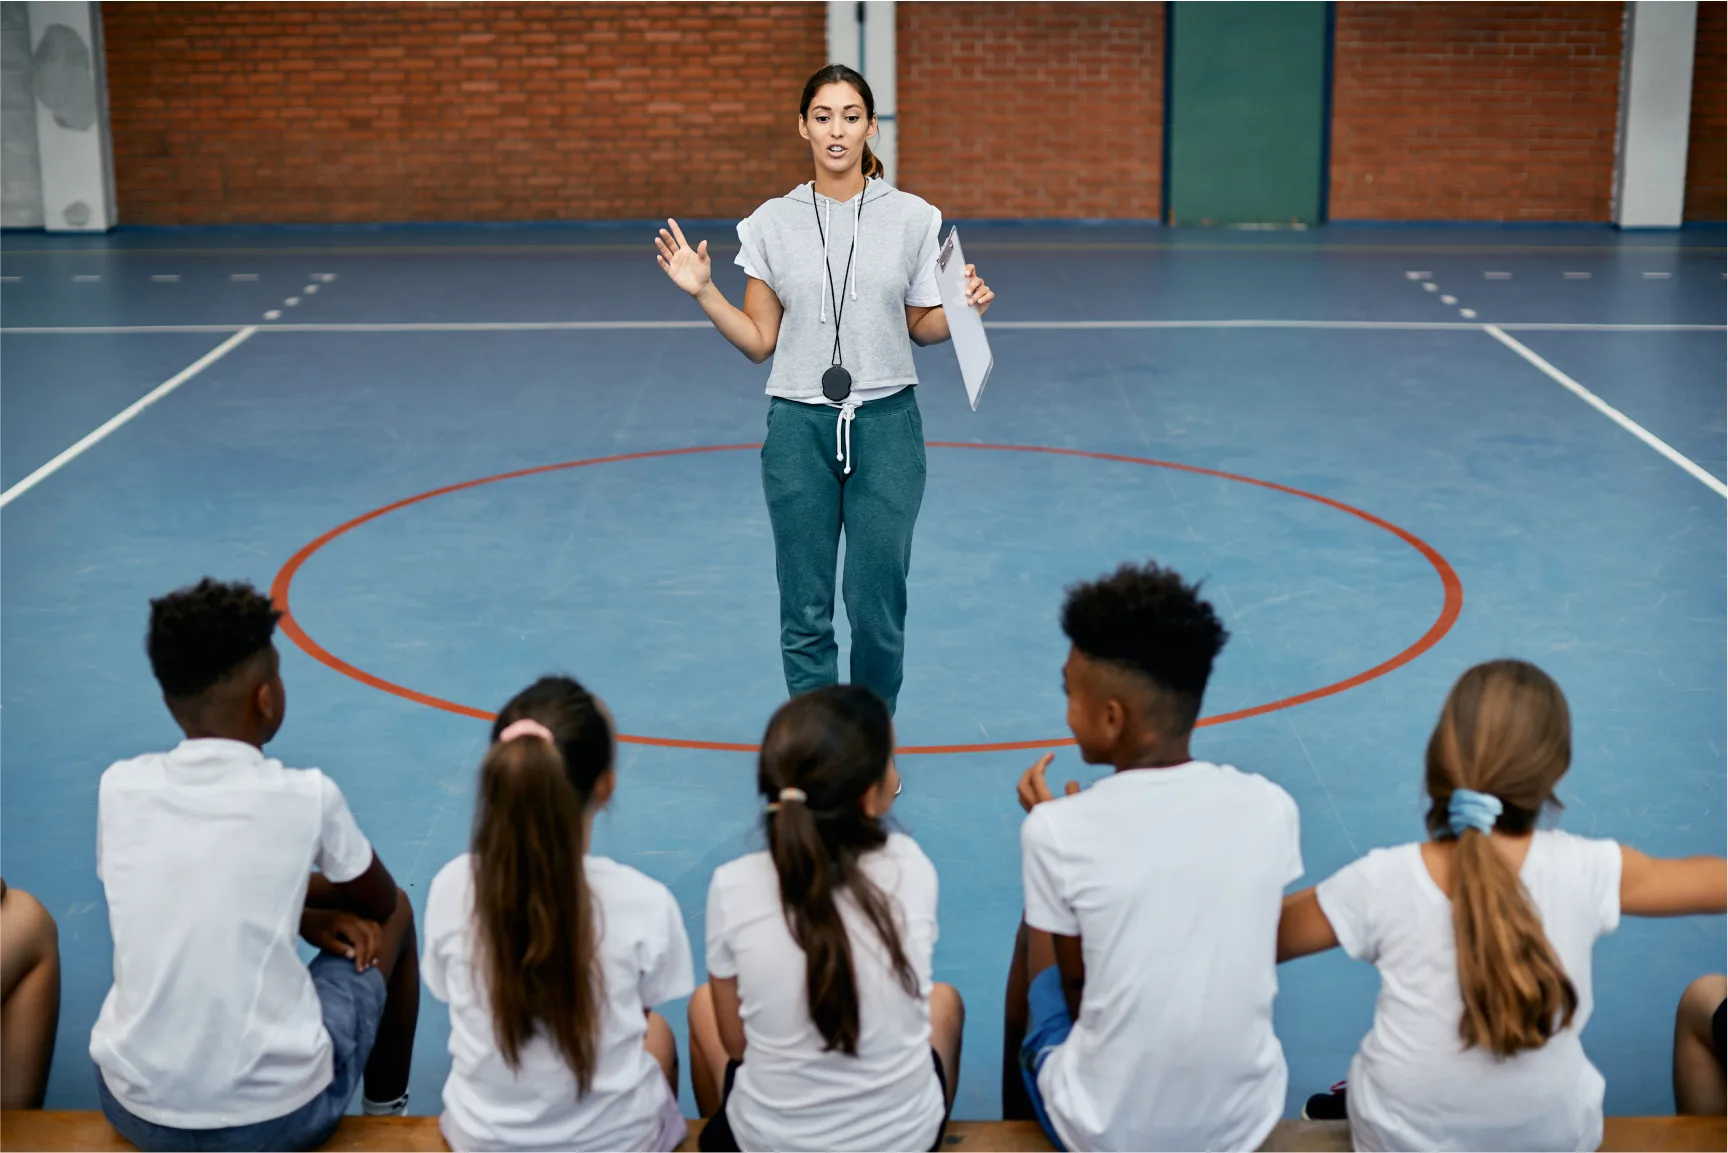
(845, 183), (863, 303)
(819, 195), (833, 324)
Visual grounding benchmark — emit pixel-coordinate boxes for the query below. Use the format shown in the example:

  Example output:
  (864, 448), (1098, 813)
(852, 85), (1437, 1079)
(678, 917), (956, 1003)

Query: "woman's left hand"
(964, 264), (994, 316)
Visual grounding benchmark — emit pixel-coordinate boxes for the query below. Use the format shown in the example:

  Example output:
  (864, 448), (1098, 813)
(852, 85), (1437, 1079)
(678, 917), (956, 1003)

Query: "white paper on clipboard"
(935, 227), (993, 411)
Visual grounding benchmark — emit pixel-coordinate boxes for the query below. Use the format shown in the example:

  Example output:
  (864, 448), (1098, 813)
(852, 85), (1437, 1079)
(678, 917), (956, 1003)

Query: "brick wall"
(1329, 3), (1623, 222)
(1686, 2), (1725, 221)
(897, 3), (1162, 219)
(101, 2), (825, 224)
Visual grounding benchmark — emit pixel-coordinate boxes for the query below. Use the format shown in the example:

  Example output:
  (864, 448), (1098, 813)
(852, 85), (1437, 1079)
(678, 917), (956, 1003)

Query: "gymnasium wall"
(78, 1), (1728, 226)
(1685, 1), (1725, 223)
(1327, 2), (1624, 223)
(100, 1), (825, 225)
(895, 2), (1163, 220)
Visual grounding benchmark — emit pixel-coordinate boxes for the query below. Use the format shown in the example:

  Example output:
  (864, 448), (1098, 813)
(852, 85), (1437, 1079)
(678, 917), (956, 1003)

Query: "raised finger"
(667, 218), (691, 251)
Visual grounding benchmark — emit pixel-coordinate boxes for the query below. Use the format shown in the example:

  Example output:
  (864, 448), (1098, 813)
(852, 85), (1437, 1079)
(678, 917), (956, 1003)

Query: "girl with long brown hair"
(421, 677), (696, 1152)
(687, 685), (964, 1152)
(1278, 659), (1726, 1150)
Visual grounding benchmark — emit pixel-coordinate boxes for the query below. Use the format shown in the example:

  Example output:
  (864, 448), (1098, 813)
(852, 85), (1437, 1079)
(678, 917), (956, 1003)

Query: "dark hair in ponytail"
(471, 676), (614, 1088)
(759, 684), (914, 1054)
(1424, 659), (1577, 1058)
(800, 63), (885, 180)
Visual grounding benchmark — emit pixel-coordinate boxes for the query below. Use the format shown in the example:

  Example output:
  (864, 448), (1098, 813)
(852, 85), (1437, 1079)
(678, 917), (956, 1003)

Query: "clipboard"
(935, 227), (993, 411)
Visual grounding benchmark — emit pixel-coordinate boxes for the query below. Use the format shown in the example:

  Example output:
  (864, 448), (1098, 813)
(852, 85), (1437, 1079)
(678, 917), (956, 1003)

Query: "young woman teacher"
(655, 64), (993, 716)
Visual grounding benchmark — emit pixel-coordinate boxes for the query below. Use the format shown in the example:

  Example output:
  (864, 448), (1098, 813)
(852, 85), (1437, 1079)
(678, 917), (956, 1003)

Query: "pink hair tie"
(498, 718), (555, 745)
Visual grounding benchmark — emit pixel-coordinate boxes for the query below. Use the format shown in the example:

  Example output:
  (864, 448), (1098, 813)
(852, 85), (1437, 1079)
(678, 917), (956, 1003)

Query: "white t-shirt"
(706, 831), (945, 1152)
(1315, 830), (1622, 1152)
(423, 853), (694, 1153)
(1021, 761), (1302, 1152)
(89, 739), (375, 1128)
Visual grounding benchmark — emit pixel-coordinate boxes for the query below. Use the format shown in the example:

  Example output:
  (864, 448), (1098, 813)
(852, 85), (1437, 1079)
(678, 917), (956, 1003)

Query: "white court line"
(0, 327), (257, 509)
(3, 320), (1724, 335)
(1485, 325), (1726, 499)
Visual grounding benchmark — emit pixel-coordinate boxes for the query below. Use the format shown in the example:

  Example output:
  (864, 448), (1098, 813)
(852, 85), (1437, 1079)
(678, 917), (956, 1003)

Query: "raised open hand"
(655, 218), (712, 297)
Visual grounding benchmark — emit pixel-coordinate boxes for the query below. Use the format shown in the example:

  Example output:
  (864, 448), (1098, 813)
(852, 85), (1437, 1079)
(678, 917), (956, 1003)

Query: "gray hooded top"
(735, 178), (943, 403)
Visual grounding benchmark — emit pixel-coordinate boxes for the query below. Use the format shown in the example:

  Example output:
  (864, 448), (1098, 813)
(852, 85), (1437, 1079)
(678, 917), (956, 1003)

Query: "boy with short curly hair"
(91, 578), (418, 1151)
(1003, 561), (1302, 1151)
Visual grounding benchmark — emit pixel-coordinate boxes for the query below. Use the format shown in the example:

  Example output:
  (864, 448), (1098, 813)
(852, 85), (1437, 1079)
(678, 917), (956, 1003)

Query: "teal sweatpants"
(761, 388), (926, 713)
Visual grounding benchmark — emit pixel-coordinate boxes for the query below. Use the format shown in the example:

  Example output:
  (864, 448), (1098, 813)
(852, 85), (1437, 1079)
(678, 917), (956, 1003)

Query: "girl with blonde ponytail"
(1278, 660), (1726, 1151)
(421, 677), (696, 1152)
(688, 685), (964, 1152)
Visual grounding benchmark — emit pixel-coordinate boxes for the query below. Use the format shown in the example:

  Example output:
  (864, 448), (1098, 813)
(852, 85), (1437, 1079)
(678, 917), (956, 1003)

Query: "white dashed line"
(0, 275), (20, 284)
(284, 297), (300, 307)
(303, 284), (318, 294)
(1459, 308), (1478, 319)
(1405, 271), (1432, 280)
(1484, 271), (1512, 279)
(230, 273), (260, 282)
(1562, 271), (1591, 280)
(152, 274), (181, 283)
(1422, 282), (1438, 292)
(312, 273), (337, 282)
(1441, 295), (1457, 305)
(1642, 271), (1672, 279)
(73, 274), (100, 283)
(262, 309), (282, 320)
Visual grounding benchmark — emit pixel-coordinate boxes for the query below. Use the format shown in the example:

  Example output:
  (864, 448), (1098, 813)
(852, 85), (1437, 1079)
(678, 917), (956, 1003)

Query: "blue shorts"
(97, 952), (388, 1152)
(1019, 965), (1074, 1152)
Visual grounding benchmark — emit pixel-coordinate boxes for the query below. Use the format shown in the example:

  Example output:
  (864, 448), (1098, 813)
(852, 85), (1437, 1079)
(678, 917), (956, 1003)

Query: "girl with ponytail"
(689, 685), (963, 1152)
(422, 677), (696, 1152)
(1278, 660), (1726, 1150)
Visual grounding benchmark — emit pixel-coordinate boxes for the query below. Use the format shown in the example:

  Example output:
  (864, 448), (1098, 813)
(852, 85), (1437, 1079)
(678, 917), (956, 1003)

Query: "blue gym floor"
(3, 223), (1723, 1122)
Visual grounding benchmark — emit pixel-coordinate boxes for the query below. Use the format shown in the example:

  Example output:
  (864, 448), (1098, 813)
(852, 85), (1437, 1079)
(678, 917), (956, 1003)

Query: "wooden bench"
(4, 1111), (1724, 1151)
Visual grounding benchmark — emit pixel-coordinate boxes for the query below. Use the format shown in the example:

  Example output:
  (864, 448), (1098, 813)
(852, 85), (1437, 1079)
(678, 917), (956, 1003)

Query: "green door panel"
(1167, 2), (1329, 226)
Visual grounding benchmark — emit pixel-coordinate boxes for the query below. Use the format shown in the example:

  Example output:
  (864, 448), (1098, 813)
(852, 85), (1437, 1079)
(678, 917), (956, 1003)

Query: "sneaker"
(362, 1092), (410, 1117)
(1301, 1081), (1348, 1121)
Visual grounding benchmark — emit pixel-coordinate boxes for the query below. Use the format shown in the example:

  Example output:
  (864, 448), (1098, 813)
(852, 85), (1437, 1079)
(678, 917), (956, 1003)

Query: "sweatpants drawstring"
(834, 401), (859, 475)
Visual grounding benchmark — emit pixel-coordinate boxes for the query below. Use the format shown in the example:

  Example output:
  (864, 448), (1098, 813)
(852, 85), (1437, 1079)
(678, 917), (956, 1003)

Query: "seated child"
(1279, 659), (1728, 1151)
(421, 676), (695, 1152)
(1674, 974), (1727, 1115)
(689, 685), (963, 1152)
(1, 879), (61, 1109)
(90, 578), (418, 1152)
(1004, 561), (1302, 1151)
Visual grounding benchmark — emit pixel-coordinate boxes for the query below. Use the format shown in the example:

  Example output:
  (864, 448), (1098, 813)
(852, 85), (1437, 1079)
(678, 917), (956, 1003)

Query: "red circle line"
(270, 442), (1463, 756)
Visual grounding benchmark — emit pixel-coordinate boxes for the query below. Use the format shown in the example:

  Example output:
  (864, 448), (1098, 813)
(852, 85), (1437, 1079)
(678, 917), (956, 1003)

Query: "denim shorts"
(1019, 965), (1074, 1152)
(97, 952), (387, 1152)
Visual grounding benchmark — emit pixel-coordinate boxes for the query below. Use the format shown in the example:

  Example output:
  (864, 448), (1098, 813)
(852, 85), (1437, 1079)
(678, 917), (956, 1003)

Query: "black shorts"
(1712, 999), (1725, 1066)
(698, 1049), (950, 1153)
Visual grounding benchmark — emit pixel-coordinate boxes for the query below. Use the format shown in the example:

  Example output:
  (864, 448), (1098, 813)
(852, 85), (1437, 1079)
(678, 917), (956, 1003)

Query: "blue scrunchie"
(1449, 788), (1503, 836)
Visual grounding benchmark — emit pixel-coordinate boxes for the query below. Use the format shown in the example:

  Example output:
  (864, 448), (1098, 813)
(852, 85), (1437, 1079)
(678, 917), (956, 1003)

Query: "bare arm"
(1621, 847), (1727, 917)
(906, 263), (994, 346)
(1054, 933), (1086, 1022)
(307, 855), (399, 924)
(711, 975), (747, 1061)
(655, 219), (783, 363)
(1277, 887), (1341, 962)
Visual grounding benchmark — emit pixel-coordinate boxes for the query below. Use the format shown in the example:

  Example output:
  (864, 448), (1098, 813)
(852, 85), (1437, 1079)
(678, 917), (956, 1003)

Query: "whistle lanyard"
(811, 182), (863, 370)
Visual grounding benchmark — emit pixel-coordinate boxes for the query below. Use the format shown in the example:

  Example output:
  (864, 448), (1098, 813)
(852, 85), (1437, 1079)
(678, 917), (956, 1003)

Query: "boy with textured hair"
(1002, 562), (1302, 1151)
(90, 578), (418, 1151)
